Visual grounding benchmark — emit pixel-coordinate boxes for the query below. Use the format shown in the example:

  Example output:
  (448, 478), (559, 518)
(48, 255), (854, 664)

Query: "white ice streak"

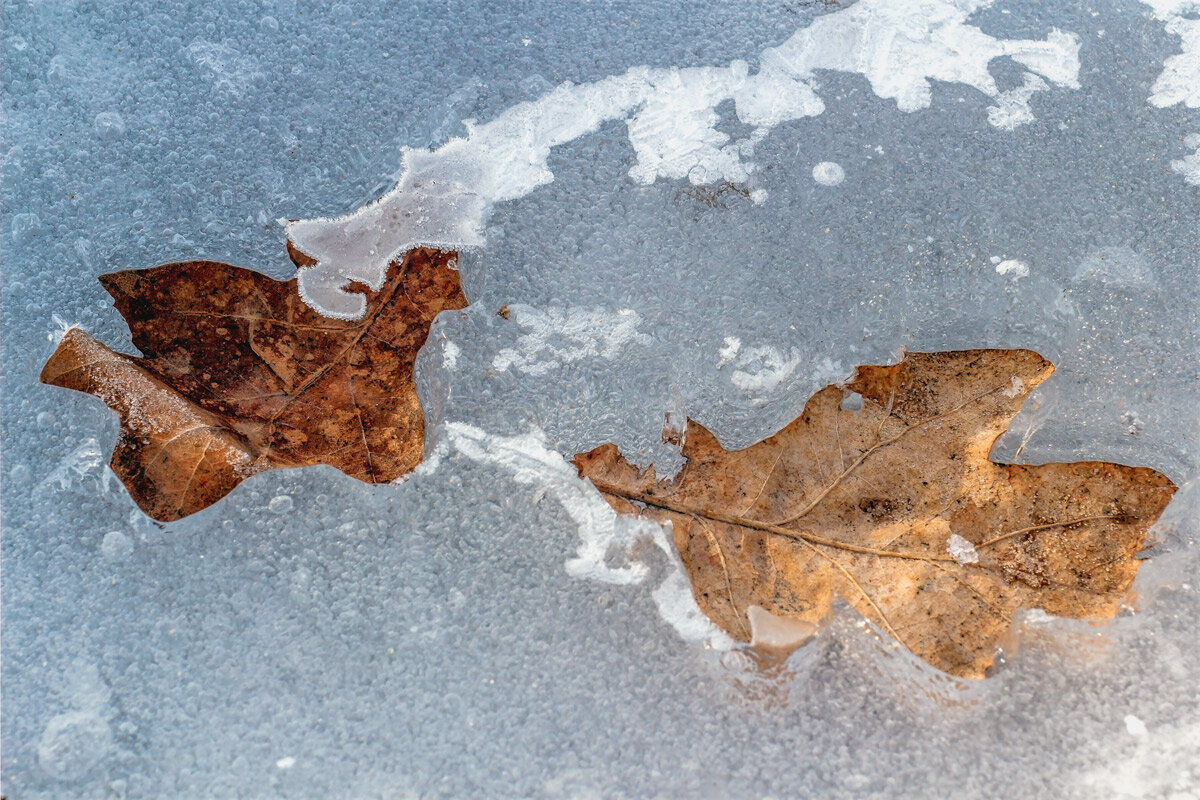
(492, 305), (651, 376)
(1143, 1), (1200, 110)
(287, 0), (1081, 318)
(1172, 133), (1200, 185)
(441, 422), (733, 648)
(987, 73), (1049, 130)
(717, 336), (742, 368)
(1143, 2), (1200, 186)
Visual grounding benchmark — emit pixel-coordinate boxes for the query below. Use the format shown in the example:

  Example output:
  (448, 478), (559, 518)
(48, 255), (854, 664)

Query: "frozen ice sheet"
(3, 1), (1198, 799)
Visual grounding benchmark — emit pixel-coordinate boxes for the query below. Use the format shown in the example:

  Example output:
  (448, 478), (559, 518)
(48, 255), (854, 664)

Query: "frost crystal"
(947, 534), (980, 565)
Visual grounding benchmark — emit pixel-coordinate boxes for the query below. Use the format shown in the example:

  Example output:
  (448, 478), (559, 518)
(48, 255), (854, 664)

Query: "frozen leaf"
(574, 350), (1176, 678)
(40, 248), (466, 521)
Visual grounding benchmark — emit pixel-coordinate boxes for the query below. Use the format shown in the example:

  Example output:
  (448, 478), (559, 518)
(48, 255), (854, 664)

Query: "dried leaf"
(40, 248), (466, 521)
(574, 349), (1176, 678)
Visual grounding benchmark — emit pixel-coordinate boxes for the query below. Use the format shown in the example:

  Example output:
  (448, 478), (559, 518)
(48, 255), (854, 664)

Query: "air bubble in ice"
(94, 112), (126, 142)
(268, 495), (294, 514)
(812, 161), (846, 186)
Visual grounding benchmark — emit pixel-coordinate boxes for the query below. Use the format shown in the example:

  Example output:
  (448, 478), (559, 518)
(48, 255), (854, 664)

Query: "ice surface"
(286, 0), (1082, 319)
(3, 1), (1199, 799)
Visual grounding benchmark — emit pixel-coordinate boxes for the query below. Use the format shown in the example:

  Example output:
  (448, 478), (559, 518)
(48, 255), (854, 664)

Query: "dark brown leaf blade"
(574, 349), (1177, 679)
(40, 248), (466, 521)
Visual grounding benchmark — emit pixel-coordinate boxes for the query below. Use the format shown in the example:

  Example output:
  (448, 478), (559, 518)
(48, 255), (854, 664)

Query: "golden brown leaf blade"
(40, 248), (467, 521)
(574, 349), (1177, 679)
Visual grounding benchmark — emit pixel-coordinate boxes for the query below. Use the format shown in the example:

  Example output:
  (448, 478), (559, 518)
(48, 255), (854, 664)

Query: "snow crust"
(286, 0), (1081, 319)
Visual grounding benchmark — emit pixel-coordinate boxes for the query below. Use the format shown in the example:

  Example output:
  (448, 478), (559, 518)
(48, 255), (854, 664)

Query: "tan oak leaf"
(574, 349), (1176, 678)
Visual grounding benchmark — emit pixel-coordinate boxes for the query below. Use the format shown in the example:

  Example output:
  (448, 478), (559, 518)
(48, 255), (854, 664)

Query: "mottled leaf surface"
(40, 248), (466, 521)
(575, 350), (1176, 678)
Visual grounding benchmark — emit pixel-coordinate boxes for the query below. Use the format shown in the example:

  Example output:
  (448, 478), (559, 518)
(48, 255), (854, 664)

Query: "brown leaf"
(574, 349), (1177, 678)
(40, 248), (466, 521)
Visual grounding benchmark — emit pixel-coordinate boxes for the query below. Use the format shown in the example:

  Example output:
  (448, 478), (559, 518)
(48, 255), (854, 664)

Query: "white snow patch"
(1142, 2), (1200, 186)
(1001, 375), (1025, 398)
(947, 534), (979, 565)
(441, 422), (733, 649)
(492, 305), (651, 376)
(717, 336), (742, 367)
(276, 757), (297, 770)
(287, 0), (1081, 318)
(987, 72), (1049, 129)
(1172, 132), (1200, 185)
(1124, 714), (1148, 738)
(1143, 1), (1200, 109)
(812, 161), (846, 186)
(995, 259), (1030, 279)
(410, 436), (449, 479)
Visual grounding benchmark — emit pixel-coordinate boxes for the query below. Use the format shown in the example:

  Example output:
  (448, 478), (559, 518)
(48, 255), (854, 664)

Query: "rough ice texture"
(286, 0), (1081, 319)
(5, 1), (1199, 799)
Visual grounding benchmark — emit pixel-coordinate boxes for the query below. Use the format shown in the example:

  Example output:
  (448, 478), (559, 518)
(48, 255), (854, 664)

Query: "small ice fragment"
(1124, 714), (1148, 738)
(276, 756), (297, 769)
(947, 534), (979, 565)
(747, 605), (817, 651)
(990, 256), (1002, 265)
(268, 495), (294, 514)
(717, 336), (741, 367)
(1002, 376), (1024, 398)
(812, 161), (845, 186)
(995, 259), (1030, 279)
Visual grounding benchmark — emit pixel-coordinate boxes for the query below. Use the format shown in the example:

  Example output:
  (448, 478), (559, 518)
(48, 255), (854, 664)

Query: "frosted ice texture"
(3, 2), (1198, 799)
